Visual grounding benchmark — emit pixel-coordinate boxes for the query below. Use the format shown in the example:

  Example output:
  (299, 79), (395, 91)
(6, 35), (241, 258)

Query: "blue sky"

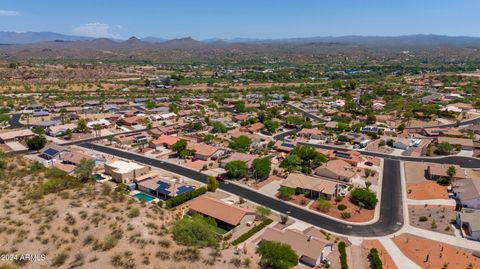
(1, 0), (479, 39)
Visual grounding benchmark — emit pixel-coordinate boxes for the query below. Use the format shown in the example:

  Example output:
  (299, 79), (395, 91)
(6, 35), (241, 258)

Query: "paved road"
(79, 142), (403, 237)
(300, 142), (480, 168)
(7, 113), (23, 129)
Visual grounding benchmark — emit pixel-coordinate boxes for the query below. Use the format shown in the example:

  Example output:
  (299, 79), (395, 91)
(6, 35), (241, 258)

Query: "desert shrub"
(337, 204), (347, 211)
(419, 216), (428, 222)
(127, 208), (140, 218)
(173, 215), (218, 247)
(341, 212), (351, 219)
(350, 188), (378, 209)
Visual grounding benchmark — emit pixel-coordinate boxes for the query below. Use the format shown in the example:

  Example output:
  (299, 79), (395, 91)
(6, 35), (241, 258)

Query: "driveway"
(258, 181), (281, 197)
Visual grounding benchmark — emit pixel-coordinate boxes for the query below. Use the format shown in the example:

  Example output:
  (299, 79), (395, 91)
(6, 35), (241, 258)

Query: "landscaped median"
(232, 218), (273, 246)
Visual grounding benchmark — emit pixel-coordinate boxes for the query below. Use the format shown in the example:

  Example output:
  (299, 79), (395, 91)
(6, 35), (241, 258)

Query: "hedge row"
(232, 218), (273, 246)
(369, 248), (383, 269)
(339, 241), (348, 269)
(165, 187), (206, 208)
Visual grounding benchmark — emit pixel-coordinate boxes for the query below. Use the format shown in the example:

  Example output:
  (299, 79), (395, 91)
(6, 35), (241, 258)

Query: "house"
(136, 174), (194, 199)
(452, 179), (480, 209)
(328, 150), (362, 166)
(118, 116), (145, 126)
(314, 159), (356, 182)
(47, 123), (77, 137)
(281, 173), (338, 200)
(0, 129), (35, 143)
(437, 136), (474, 150)
(298, 128), (328, 140)
(87, 119), (111, 128)
(456, 210), (480, 241)
(186, 142), (220, 161)
(60, 151), (96, 166)
(273, 140), (297, 153)
(104, 160), (151, 184)
(149, 134), (181, 149)
(187, 196), (256, 232)
(113, 132), (149, 145)
(220, 152), (257, 168)
(324, 121), (339, 129)
(243, 122), (264, 133)
(40, 147), (62, 161)
(257, 227), (334, 267)
(426, 164), (466, 181)
(32, 120), (61, 129)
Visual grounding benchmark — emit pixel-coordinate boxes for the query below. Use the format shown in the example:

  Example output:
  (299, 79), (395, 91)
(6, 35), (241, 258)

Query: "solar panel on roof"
(176, 186), (194, 195)
(44, 148), (60, 156)
(281, 143), (295, 148)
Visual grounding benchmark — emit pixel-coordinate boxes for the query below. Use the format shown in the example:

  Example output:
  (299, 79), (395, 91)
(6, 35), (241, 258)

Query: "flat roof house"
(104, 160), (150, 184)
(282, 173), (338, 200)
(0, 129), (35, 143)
(257, 227), (334, 267)
(187, 195), (256, 232)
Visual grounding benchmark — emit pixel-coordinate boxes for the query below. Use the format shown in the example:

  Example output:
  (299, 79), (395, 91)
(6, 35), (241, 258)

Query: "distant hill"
(141, 36), (167, 43)
(0, 31), (91, 44)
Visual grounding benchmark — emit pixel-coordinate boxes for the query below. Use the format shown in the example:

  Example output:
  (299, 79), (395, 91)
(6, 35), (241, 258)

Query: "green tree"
(211, 122), (227, 133)
(225, 160), (248, 179)
(350, 188), (378, 209)
(26, 135), (47, 151)
(173, 215), (218, 247)
(234, 101), (246, 112)
(436, 142), (452, 155)
(169, 103), (179, 113)
(64, 128), (73, 139)
(145, 100), (156, 109)
(256, 241), (298, 269)
(229, 135), (252, 152)
(252, 157), (272, 181)
(264, 120), (279, 134)
(447, 165), (456, 179)
(77, 118), (89, 133)
(256, 206), (271, 220)
(206, 176), (219, 192)
(74, 158), (96, 182)
(279, 154), (302, 172)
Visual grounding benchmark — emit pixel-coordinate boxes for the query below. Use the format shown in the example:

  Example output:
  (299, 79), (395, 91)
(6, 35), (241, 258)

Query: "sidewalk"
(378, 237), (421, 269)
(406, 198), (456, 206)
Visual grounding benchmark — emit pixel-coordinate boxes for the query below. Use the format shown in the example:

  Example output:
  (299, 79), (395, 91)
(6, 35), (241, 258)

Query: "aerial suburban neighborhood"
(1, 1), (480, 269)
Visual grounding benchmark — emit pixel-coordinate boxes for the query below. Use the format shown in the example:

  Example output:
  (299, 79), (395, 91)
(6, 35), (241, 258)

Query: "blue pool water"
(133, 192), (156, 202)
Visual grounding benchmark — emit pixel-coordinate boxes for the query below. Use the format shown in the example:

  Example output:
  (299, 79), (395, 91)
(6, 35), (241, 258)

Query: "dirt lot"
(408, 205), (456, 235)
(365, 140), (394, 154)
(404, 162), (428, 183)
(362, 240), (398, 269)
(393, 233), (480, 269)
(0, 156), (254, 269)
(407, 181), (449, 200)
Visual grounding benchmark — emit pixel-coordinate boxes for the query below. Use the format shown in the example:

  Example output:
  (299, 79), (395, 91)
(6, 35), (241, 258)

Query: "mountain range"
(2, 31), (480, 47)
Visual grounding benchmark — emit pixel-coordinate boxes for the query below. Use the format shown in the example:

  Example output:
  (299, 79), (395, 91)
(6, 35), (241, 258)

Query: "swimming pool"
(133, 192), (156, 202)
(94, 174), (105, 181)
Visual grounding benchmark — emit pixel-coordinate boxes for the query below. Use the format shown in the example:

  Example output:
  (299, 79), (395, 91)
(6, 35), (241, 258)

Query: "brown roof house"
(220, 152), (257, 168)
(437, 136), (474, 150)
(426, 164), (466, 181)
(187, 196), (256, 233)
(281, 173), (338, 200)
(314, 159), (357, 182)
(256, 227), (334, 267)
(186, 142), (220, 161)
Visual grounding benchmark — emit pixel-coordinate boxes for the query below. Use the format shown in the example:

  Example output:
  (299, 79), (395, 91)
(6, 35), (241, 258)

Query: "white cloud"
(0, 9), (20, 16)
(73, 22), (116, 38)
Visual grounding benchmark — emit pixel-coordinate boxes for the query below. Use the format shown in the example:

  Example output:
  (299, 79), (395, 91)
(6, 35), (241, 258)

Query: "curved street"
(80, 142), (404, 237)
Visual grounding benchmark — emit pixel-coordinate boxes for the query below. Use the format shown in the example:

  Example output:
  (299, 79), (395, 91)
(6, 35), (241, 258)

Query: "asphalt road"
(7, 113), (24, 129)
(79, 142), (403, 237)
(301, 142), (480, 168)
